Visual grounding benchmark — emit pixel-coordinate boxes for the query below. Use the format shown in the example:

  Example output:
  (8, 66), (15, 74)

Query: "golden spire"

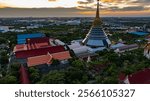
(93, 0), (102, 26)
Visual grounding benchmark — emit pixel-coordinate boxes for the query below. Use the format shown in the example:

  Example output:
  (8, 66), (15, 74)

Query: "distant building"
(0, 44), (9, 49)
(65, 20), (81, 25)
(144, 42), (150, 59)
(119, 68), (150, 84)
(128, 31), (149, 36)
(0, 26), (9, 33)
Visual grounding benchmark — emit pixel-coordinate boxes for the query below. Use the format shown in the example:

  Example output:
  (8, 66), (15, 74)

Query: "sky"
(0, 0), (150, 17)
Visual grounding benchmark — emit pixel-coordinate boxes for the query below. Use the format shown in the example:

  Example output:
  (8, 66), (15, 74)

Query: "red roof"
(15, 45), (65, 59)
(119, 73), (126, 81)
(19, 65), (30, 84)
(128, 68), (150, 84)
(26, 37), (50, 44)
(14, 42), (50, 53)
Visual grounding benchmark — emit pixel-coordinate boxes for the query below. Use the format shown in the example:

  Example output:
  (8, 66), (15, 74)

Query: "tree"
(9, 63), (20, 78)
(28, 67), (40, 83)
(71, 59), (85, 70)
(51, 59), (60, 66)
(0, 51), (9, 65)
(40, 70), (65, 84)
(0, 37), (7, 44)
(65, 67), (84, 83)
(0, 75), (17, 84)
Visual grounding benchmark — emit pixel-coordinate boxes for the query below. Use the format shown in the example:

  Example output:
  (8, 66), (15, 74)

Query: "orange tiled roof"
(27, 51), (71, 67)
(13, 44), (28, 52)
(27, 53), (52, 67)
(52, 51), (71, 60)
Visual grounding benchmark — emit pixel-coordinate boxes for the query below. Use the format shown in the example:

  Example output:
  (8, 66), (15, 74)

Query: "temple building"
(144, 42), (150, 59)
(82, 0), (111, 48)
(13, 34), (71, 67)
(68, 0), (111, 59)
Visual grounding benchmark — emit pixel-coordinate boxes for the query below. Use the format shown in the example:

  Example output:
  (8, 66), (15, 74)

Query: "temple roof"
(144, 42), (150, 50)
(27, 51), (71, 67)
(15, 45), (65, 59)
(128, 68), (150, 84)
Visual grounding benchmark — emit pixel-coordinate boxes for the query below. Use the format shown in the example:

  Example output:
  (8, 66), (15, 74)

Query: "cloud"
(0, 7), (81, 17)
(48, 0), (57, 1)
(0, 2), (9, 8)
(0, 0), (150, 17)
(132, 0), (150, 3)
(77, 0), (94, 5)
(107, 6), (147, 11)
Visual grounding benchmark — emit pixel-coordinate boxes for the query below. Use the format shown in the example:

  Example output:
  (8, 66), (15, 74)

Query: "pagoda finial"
(96, 0), (100, 18)
(92, 0), (102, 26)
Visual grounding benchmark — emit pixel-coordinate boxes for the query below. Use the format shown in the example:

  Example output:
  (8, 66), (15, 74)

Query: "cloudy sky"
(0, 0), (150, 17)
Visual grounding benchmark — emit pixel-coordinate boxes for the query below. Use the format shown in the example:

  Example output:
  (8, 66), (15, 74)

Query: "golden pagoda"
(82, 0), (111, 48)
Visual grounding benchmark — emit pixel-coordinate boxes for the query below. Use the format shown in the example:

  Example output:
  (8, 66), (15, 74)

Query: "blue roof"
(128, 32), (149, 36)
(17, 33), (45, 44)
(0, 30), (4, 32)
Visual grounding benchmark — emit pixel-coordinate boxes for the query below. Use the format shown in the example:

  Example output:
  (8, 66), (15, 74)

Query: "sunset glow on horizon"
(0, 0), (150, 17)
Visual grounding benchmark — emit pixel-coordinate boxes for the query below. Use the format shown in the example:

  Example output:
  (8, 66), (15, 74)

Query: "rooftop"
(19, 65), (30, 84)
(128, 31), (149, 36)
(26, 37), (50, 44)
(27, 51), (71, 67)
(15, 45), (65, 59)
(17, 33), (45, 44)
(128, 68), (150, 84)
(14, 42), (50, 52)
(117, 44), (138, 51)
(144, 42), (150, 50)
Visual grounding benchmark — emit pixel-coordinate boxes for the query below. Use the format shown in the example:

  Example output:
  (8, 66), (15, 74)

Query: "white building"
(65, 20), (81, 25)
(0, 26), (9, 33)
(114, 44), (138, 53)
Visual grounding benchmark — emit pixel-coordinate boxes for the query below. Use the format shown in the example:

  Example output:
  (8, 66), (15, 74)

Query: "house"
(119, 68), (150, 84)
(0, 26), (9, 33)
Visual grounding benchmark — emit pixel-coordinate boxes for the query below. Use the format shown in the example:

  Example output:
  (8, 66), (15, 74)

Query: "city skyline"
(0, 0), (150, 17)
